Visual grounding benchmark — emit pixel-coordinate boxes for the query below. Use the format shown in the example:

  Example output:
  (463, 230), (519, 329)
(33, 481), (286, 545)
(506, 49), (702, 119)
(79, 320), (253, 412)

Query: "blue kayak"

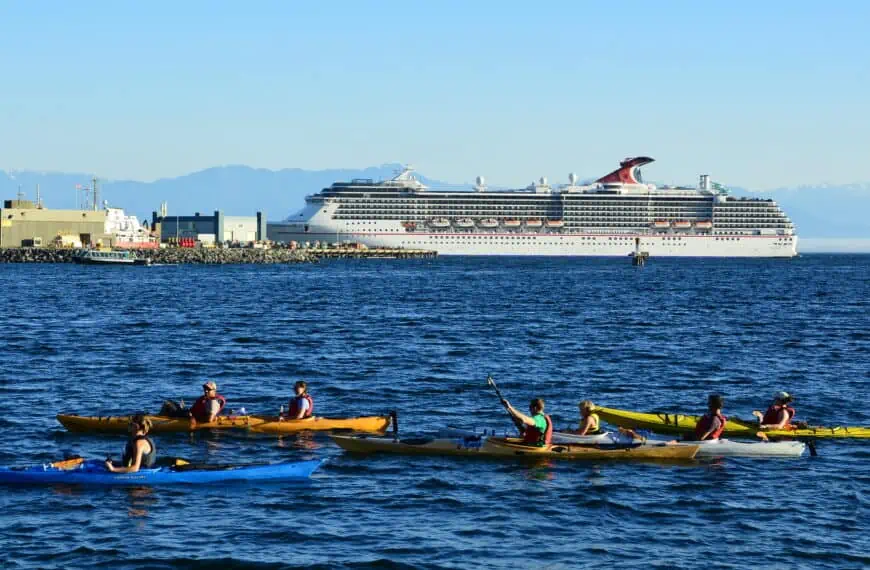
(0, 459), (323, 485)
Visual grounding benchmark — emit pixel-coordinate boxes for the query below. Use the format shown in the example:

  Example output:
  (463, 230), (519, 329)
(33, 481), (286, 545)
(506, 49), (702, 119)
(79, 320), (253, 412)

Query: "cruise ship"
(269, 157), (797, 257)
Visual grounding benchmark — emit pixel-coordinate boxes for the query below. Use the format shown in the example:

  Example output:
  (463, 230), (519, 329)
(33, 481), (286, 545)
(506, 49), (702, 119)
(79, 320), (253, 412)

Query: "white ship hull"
(269, 221), (797, 258)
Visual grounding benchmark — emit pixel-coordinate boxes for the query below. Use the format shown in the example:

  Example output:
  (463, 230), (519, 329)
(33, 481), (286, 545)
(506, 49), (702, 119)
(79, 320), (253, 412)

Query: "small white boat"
(429, 218), (451, 228)
(525, 218), (543, 228)
(695, 221), (713, 229)
(454, 218), (475, 228)
(73, 250), (149, 266)
(673, 221), (692, 229)
(502, 219), (522, 228)
(552, 432), (805, 457)
(652, 221), (671, 229)
(545, 220), (565, 228)
(477, 218), (499, 228)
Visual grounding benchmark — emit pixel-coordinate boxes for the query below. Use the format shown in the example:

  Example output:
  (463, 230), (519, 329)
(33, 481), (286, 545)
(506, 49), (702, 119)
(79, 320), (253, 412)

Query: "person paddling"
(280, 380), (314, 421)
(189, 381), (227, 427)
(692, 394), (727, 441)
(575, 400), (601, 435)
(753, 391), (796, 430)
(502, 398), (552, 447)
(105, 414), (156, 474)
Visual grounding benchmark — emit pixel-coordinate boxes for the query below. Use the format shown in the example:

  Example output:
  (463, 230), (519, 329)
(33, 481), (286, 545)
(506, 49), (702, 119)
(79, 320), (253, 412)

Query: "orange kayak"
(248, 415), (391, 435)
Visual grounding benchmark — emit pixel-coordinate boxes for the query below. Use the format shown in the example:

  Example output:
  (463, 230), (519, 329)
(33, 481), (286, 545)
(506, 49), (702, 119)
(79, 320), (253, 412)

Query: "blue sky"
(1, 0), (868, 189)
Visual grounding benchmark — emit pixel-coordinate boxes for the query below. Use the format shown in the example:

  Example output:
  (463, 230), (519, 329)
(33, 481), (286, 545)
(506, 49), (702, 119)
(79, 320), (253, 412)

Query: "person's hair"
(295, 380), (307, 391)
(708, 394), (724, 410)
(130, 413), (152, 433)
(579, 400), (595, 413)
(529, 398), (545, 413)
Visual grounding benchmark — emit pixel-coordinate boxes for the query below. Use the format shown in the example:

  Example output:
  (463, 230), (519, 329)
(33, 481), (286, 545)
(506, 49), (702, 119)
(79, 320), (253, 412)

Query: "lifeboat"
(454, 218), (475, 228)
(525, 218), (543, 228)
(502, 219), (522, 228)
(478, 218), (499, 228)
(694, 220), (713, 229)
(673, 221), (692, 229)
(545, 220), (565, 228)
(429, 218), (451, 228)
(652, 221), (671, 229)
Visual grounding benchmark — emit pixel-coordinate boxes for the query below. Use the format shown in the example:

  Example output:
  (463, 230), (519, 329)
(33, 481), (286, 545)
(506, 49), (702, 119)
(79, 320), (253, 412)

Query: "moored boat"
(454, 218), (475, 228)
(545, 219), (565, 228)
(429, 218), (451, 228)
(525, 218), (543, 228)
(594, 406), (870, 440)
(477, 218), (499, 228)
(73, 249), (149, 265)
(502, 219), (521, 228)
(652, 221), (671, 229)
(694, 220), (713, 229)
(0, 458), (323, 485)
(331, 434), (698, 461)
(673, 221), (692, 229)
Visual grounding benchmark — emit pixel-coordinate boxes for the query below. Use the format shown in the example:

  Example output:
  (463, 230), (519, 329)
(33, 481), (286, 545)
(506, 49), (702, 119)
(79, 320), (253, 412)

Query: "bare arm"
(105, 440), (147, 474)
(504, 401), (535, 427)
(578, 415), (596, 436)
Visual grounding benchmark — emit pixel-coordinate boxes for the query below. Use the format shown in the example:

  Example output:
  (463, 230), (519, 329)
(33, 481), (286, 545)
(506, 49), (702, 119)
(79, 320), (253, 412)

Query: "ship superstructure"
(269, 157), (797, 257)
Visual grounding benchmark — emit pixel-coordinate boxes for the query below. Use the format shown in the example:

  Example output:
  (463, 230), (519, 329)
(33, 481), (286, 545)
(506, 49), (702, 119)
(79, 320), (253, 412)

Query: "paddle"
(50, 456), (84, 470)
(486, 375), (524, 434)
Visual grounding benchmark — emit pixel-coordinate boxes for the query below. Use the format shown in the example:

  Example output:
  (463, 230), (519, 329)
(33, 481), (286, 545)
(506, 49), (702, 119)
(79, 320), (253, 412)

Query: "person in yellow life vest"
(575, 400), (601, 435)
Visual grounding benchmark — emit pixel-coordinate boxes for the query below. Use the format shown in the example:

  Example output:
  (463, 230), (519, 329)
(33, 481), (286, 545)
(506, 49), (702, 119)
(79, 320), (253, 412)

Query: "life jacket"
(521, 414), (553, 446)
(762, 405), (795, 427)
(288, 394), (314, 418)
(694, 412), (727, 440)
(122, 435), (156, 468)
(585, 413), (601, 434)
(190, 393), (227, 422)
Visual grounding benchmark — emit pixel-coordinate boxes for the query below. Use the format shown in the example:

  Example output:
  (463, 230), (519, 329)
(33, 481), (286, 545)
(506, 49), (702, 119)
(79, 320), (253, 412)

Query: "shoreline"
(0, 247), (437, 264)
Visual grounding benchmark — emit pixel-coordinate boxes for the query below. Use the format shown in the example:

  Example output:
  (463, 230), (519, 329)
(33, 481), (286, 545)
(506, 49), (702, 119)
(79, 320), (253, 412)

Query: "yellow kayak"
(595, 406), (870, 440)
(331, 434), (698, 461)
(248, 415), (391, 435)
(57, 413), (264, 434)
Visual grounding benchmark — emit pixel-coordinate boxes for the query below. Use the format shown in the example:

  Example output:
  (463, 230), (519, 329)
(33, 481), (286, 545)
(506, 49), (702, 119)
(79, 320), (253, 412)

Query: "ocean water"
(0, 255), (868, 569)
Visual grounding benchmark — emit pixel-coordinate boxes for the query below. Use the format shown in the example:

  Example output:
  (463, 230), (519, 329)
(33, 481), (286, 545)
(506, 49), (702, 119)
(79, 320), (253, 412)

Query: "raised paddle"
(486, 375), (524, 434)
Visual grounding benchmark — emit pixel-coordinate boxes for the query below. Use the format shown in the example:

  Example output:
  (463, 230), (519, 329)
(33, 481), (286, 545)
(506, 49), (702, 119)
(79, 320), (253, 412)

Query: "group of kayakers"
(500, 391), (797, 446)
(107, 379), (317, 474)
(186, 380), (314, 425)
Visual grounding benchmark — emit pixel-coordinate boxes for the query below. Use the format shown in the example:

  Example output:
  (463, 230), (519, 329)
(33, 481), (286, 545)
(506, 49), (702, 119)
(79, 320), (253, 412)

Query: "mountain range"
(1, 165), (868, 239)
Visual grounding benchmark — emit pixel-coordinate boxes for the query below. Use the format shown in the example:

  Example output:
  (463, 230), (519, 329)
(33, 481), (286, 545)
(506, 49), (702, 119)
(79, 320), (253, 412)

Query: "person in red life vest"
(279, 380), (314, 421)
(752, 391), (796, 430)
(692, 394), (727, 441)
(188, 381), (227, 427)
(501, 397), (552, 447)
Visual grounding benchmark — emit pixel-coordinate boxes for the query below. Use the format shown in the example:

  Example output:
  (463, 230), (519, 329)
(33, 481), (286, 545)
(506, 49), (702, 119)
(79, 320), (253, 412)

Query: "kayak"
(57, 413), (266, 434)
(248, 415), (391, 435)
(331, 434), (699, 461)
(595, 406), (870, 440)
(552, 432), (806, 458)
(57, 413), (391, 435)
(0, 459), (323, 485)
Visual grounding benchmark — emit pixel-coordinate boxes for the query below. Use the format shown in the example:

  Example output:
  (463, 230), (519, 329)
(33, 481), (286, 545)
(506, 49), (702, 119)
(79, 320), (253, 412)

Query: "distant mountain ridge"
(1, 165), (868, 238)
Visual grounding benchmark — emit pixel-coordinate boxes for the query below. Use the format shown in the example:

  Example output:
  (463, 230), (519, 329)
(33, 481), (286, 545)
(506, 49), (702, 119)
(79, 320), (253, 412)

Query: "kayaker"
(575, 400), (601, 435)
(753, 391), (796, 430)
(692, 394), (727, 441)
(189, 381), (227, 426)
(502, 398), (552, 447)
(280, 380), (314, 421)
(105, 414), (156, 474)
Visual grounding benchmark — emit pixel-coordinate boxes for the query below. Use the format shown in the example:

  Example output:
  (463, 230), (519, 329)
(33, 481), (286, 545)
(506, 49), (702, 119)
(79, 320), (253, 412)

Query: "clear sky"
(1, 0), (868, 189)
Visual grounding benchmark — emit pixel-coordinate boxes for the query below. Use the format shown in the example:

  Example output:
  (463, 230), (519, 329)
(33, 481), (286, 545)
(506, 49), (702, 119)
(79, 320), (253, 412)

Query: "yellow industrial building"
(0, 199), (110, 248)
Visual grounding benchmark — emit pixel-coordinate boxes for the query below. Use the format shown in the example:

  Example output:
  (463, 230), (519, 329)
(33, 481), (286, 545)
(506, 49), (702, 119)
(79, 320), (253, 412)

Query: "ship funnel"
(569, 173), (578, 185)
(699, 174), (711, 190)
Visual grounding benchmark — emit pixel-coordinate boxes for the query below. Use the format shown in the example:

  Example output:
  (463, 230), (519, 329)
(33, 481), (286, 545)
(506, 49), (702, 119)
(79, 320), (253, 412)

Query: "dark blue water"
(1, 256), (868, 569)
